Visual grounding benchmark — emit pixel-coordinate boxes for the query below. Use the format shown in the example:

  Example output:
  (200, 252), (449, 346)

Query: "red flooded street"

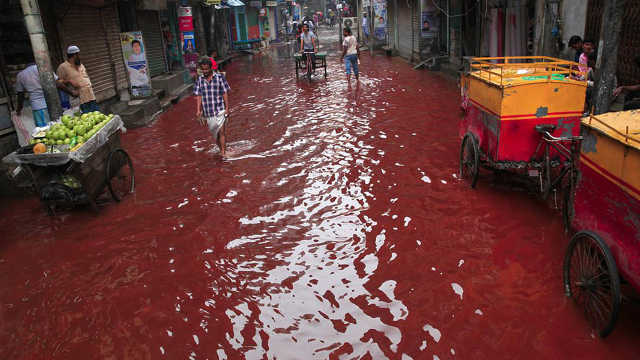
(2, 29), (639, 359)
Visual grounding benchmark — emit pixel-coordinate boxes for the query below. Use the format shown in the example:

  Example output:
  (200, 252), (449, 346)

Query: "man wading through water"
(195, 57), (231, 158)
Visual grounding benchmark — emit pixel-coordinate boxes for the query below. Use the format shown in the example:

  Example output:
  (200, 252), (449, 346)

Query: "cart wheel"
(459, 133), (479, 188)
(106, 149), (135, 202)
(563, 231), (621, 337)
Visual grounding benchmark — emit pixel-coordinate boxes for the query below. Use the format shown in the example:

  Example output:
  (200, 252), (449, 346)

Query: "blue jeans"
(80, 100), (100, 113)
(32, 108), (50, 127)
(344, 54), (358, 75)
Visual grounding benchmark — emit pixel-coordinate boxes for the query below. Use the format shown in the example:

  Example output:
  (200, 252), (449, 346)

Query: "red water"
(2, 29), (640, 359)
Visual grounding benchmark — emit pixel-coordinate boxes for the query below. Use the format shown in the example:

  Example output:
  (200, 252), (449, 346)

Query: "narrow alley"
(1, 27), (639, 359)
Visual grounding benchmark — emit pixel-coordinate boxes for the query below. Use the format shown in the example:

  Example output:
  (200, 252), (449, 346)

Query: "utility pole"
(592, 0), (626, 114)
(20, 0), (62, 121)
(369, 1), (373, 56)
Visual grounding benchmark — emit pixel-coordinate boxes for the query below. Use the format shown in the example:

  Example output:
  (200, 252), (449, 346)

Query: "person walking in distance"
(341, 27), (359, 82)
(194, 57), (231, 158)
(56, 45), (100, 113)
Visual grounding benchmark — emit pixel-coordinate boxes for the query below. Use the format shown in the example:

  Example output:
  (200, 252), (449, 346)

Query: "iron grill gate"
(585, 0), (640, 85)
(137, 10), (167, 78)
(59, 5), (117, 102)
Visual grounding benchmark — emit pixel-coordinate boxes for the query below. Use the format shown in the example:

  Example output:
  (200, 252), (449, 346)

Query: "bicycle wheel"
(459, 133), (479, 188)
(563, 231), (621, 337)
(106, 149), (135, 202)
(307, 58), (312, 81)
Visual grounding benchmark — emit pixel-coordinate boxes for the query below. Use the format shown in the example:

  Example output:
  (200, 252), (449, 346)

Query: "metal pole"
(369, 3), (373, 56)
(393, 0), (398, 51)
(20, 0), (62, 121)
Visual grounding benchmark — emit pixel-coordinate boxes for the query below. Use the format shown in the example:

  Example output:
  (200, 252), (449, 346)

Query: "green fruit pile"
(61, 175), (82, 189)
(32, 111), (115, 148)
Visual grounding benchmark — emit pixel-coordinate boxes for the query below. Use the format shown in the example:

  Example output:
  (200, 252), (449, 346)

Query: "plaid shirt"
(194, 73), (230, 117)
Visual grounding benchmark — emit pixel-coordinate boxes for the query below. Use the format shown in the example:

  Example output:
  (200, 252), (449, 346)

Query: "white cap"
(67, 45), (80, 54)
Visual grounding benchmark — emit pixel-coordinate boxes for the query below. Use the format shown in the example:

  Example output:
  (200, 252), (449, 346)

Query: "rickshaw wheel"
(106, 149), (135, 202)
(563, 231), (621, 338)
(459, 133), (479, 188)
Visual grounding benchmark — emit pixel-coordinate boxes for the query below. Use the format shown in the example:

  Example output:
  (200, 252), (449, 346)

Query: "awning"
(227, 0), (245, 6)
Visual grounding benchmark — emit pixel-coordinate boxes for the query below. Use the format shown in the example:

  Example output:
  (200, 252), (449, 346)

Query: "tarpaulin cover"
(3, 115), (126, 167)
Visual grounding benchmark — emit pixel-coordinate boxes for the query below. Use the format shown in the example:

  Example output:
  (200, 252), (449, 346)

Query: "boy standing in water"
(195, 57), (231, 158)
(341, 27), (359, 82)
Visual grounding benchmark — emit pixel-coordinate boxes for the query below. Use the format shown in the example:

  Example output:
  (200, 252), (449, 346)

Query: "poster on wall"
(373, 0), (386, 40)
(183, 31), (196, 52)
(120, 31), (152, 98)
(421, 10), (439, 38)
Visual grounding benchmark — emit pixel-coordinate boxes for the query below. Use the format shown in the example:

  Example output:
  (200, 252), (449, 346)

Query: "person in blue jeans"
(341, 27), (359, 82)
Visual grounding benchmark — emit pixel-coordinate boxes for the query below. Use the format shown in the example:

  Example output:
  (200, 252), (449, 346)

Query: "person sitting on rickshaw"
(299, 23), (318, 70)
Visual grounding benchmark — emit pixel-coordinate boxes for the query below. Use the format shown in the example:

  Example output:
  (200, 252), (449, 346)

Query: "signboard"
(120, 31), (152, 97)
(203, 0), (222, 4)
(178, 7), (194, 31)
(266, 1), (277, 6)
(250, 1), (262, 7)
(373, 0), (386, 40)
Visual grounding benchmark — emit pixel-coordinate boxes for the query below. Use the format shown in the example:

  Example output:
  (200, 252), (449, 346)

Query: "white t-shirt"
(342, 35), (357, 55)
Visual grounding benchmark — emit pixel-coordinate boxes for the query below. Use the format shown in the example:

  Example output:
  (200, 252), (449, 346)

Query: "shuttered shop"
(397, 1), (412, 59)
(137, 10), (167, 78)
(59, 6), (118, 102)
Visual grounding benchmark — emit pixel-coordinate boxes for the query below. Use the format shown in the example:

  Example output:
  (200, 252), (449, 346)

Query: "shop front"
(230, 0), (254, 48)
(58, 2), (129, 103)
(247, 1), (263, 40)
(266, 1), (278, 41)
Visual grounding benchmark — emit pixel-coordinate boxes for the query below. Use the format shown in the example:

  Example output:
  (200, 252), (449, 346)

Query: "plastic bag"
(2, 115), (126, 166)
(11, 110), (35, 147)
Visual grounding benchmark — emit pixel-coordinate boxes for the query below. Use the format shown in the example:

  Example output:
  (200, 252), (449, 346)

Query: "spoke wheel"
(106, 149), (135, 202)
(459, 133), (479, 188)
(563, 231), (621, 337)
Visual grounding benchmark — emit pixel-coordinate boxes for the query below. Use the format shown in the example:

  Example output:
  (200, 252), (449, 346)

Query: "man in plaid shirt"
(195, 57), (231, 158)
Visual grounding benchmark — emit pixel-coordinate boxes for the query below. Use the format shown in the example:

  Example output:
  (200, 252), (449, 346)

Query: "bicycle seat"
(535, 124), (556, 133)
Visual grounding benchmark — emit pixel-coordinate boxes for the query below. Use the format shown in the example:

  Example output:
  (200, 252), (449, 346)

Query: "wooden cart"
(4, 117), (134, 215)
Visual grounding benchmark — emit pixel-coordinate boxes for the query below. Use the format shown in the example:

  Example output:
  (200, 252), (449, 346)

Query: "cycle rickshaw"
(295, 51), (328, 81)
(459, 56), (587, 199)
(562, 110), (640, 337)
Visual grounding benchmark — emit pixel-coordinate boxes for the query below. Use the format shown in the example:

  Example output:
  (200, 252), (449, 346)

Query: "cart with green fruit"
(2, 112), (135, 214)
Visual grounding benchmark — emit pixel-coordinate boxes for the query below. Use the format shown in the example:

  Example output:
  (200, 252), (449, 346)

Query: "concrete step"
(170, 83), (193, 102)
(153, 88), (165, 100)
(109, 97), (160, 129)
(151, 70), (188, 96)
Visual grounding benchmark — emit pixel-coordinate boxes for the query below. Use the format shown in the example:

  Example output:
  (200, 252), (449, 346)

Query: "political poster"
(421, 10), (439, 38)
(373, 0), (386, 40)
(120, 31), (152, 97)
(183, 31), (196, 52)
